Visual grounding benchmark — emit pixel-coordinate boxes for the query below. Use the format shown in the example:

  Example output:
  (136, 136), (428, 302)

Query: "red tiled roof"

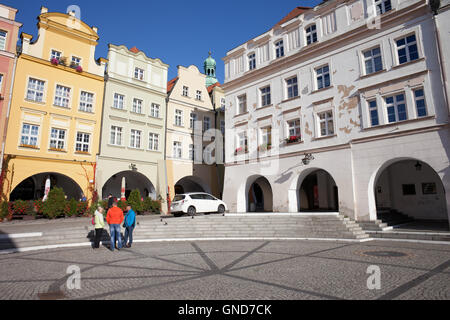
(129, 46), (140, 54)
(207, 82), (221, 93)
(167, 77), (178, 93)
(275, 6), (311, 27)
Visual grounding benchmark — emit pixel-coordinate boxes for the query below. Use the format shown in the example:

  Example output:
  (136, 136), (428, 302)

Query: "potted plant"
(234, 146), (248, 155)
(75, 65), (83, 73)
(51, 58), (59, 65)
(58, 57), (68, 66)
(285, 135), (301, 144)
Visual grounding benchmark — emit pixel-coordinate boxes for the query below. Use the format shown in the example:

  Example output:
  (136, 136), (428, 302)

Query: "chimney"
(41, 6), (48, 14)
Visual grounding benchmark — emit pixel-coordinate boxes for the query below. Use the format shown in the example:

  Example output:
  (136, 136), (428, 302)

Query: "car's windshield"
(173, 195), (185, 202)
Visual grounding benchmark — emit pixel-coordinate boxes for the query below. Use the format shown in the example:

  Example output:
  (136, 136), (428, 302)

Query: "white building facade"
(222, 0), (450, 226)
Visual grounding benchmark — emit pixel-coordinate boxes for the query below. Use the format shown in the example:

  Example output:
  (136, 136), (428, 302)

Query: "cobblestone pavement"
(0, 240), (449, 300)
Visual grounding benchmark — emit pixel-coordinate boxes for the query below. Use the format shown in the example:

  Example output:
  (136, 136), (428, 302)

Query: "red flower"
(76, 65), (83, 72)
(51, 58), (59, 65)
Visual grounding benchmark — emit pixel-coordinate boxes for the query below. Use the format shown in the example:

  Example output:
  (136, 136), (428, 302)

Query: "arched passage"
(175, 176), (211, 195)
(297, 169), (339, 212)
(370, 158), (448, 225)
(102, 171), (156, 200)
(9, 172), (84, 201)
(246, 175), (273, 212)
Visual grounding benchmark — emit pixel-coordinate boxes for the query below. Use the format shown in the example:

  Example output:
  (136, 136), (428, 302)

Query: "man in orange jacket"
(106, 202), (124, 251)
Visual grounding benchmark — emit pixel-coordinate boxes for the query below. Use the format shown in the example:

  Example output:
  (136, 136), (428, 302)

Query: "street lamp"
(414, 161), (422, 171)
(129, 163), (137, 171)
(302, 153), (314, 165)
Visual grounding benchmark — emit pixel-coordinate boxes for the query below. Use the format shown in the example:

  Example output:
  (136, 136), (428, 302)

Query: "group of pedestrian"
(92, 194), (136, 252)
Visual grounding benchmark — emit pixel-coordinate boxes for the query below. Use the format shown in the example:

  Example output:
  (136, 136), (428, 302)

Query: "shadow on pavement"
(0, 230), (18, 252)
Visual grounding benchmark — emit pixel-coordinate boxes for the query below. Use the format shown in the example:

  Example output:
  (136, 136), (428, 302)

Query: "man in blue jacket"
(123, 205), (136, 248)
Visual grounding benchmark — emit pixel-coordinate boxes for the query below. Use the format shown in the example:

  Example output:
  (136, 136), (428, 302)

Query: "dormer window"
(248, 53), (256, 70)
(375, 0), (392, 15)
(306, 24), (318, 45)
(275, 40), (284, 58)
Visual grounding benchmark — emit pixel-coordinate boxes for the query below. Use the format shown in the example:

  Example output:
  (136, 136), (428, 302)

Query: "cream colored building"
(165, 61), (223, 202)
(96, 45), (168, 209)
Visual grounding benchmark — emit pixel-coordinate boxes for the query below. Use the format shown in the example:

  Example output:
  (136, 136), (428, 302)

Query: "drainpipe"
(0, 54), (18, 177)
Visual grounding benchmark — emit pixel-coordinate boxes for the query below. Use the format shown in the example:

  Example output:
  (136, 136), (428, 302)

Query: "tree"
(128, 189), (143, 213)
(42, 187), (66, 219)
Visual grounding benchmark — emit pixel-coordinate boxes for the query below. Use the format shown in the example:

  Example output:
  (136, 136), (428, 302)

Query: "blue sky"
(5, 0), (322, 83)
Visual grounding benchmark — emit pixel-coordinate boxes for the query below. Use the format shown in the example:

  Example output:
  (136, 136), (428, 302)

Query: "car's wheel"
(218, 205), (225, 214)
(187, 206), (196, 216)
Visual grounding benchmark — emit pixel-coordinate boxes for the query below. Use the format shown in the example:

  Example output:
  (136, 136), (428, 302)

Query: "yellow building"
(2, 7), (106, 201)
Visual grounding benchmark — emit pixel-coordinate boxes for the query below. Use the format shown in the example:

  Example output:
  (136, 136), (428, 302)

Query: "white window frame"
(220, 98), (226, 109)
(413, 87), (427, 118)
(220, 120), (225, 135)
(286, 76), (299, 99)
(130, 129), (142, 149)
(53, 84), (71, 108)
(189, 144), (194, 160)
(315, 65), (331, 90)
(75, 132), (90, 153)
(113, 93), (125, 110)
(182, 86), (189, 97)
(49, 128), (67, 150)
(110, 126), (123, 146)
(0, 74), (3, 93)
(305, 24), (318, 45)
(20, 123), (40, 147)
(237, 94), (247, 114)
(134, 67), (144, 81)
(368, 99), (380, 126)
(275, 40), (284, 58)
(260, 85), (271, 107)
(395, 33), (419, 65)
(0, 30), (7, 51)
(384, 92), (408, 123)
(148, 132), (159, 151)
(248, 52), (256, 70)
(196, 90), (202, 100)
(190, 112), (197, 129)
(50, 49), (61, 61)
(71, 56), (82, 67)
(203, 116), (211, 132)
(175, 109), (183, 127)
(374, 0), (392, 15)
(79, 91), (94, 113)
(317, 110), (335, 137)
(260, 126), (272, 147)
(132, 98), (143, 114)
(287, 119), (301, 139)
(173, 141), (182, 158)
(363, 46), (383, 75)
(150, 103), (160, 118)
(26, 78), (46, 103)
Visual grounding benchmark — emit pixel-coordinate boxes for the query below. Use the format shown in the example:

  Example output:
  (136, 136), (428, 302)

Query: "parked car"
(170, 193), (227, 216)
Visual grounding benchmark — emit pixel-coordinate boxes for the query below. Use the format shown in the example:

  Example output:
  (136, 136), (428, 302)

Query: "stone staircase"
(0, 214), (369, 252)
(358, 208), (414, 231)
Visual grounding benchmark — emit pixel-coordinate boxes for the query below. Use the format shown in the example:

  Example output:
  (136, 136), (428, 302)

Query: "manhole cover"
(363, 251), (407, 258)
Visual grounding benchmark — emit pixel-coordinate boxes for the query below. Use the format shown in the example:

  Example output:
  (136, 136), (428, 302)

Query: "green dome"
(204, 52), (216, 68)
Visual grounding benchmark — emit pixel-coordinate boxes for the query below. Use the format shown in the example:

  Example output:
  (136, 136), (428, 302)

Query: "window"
(203, 116), (211, 132)
(375, 0), (392, 15)
(173, 141), (182, 158)
(402, 184), (416, 196)
(248, 53), (256, 70)
(175, 109), (183, 126)
(51, 50), (61, 60)
(286, 77), (298, 99)
(363, 47), (383, 74)
(190, 112), (197, 129)
(148, 133), (159, 151)
(0, 31), (7, 51)
(260, 86), (271, 107)
(196, 90), (202, 100)
(26, 78), (45, 102)
(134, 67), (144, 81)
(50, 128), (66, 150)
(318, 111), (334, 137)
(306, 24), (318, 45)
(130, 129), (142, 148)
(275, 40), (284, 58)
(79, 91), (94, 113)
(189, 144), (194, 160)
(0, 74), (3, 93)
(287, 119), (301, 138)
(396, 34), (419, 65)
(238, 95), (247, 114)
(385, 93), (407, 123)
(20, 124), (39, 147)
(54, 85), (71, 108)
(414, 88), (427, 117)
(237, 132), (248, 151)
(113, 93), (124, 109)
(261, 126), (272, 146)
(71, 56), (81, 66)
(110, 126), (122, 145)
(75, 132), (90, 153)
(132, 98), (143, 114)
(220, 98), (226, 109)
(150, 103), (160, 118)
(182, 86), (189, 97)
(368, 100), (379, 126)
(220, 120), (225, 135)
(316, 65), (331, 90)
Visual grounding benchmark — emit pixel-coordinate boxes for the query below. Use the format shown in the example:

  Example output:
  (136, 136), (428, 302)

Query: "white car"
(170, 193), (228, 216)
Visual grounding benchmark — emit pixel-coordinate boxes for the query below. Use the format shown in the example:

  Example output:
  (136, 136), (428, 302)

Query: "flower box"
(285, 135), (301, 144)
(50, 58), (59, 65)
(49, 148), (66, 153)
(75, 65), (83, 73)
(19, 144), (39, 149)
(234, 146), (248, 155)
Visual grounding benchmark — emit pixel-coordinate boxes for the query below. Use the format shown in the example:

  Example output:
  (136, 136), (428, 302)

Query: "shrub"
(42, 187), (66, 219)
(0, 201), (8, 219)
(12, 200), (33, 216)
(142, 198), (161, 214)
(117, 200), (127, 211)
(64, 198), (78, 217)
(128, 189), (143, 213)
(76, 201), (89, 216)
(33, 199), (44, 215)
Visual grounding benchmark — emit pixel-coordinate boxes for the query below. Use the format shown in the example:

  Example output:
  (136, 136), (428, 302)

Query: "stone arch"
(102, 171), (156, 200)
(368, 157), (448, 223)
(245, 175), (273, 212)
(175, 176), (211, 195)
